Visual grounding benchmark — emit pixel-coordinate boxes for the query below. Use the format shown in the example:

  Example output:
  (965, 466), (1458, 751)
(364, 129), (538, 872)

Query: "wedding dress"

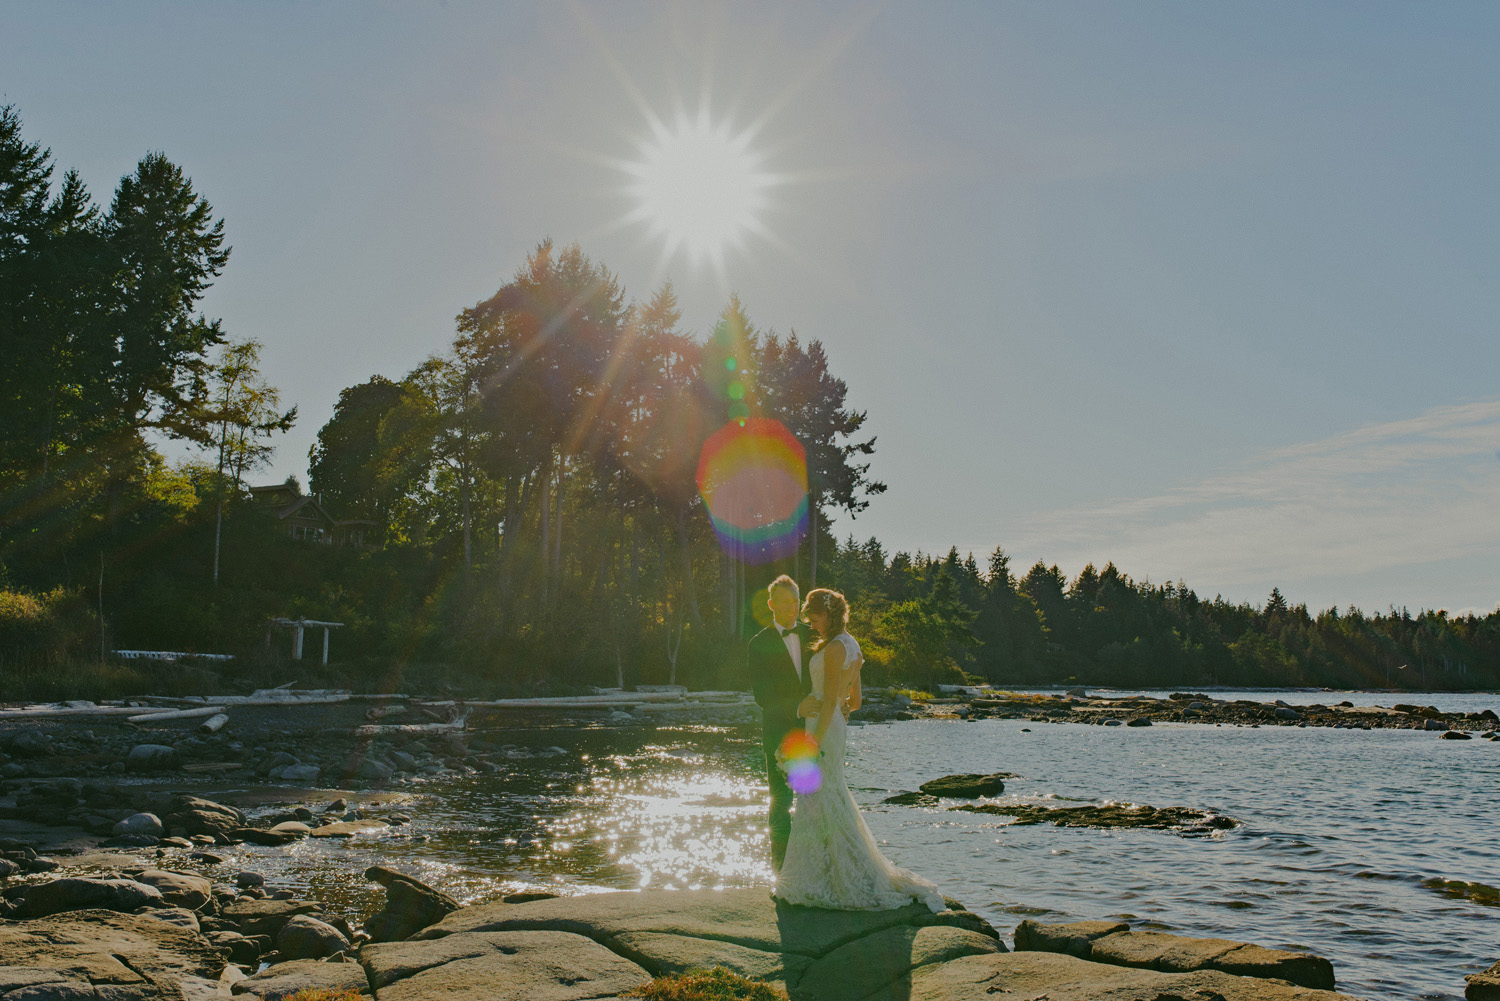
(774, 632), (946, 912)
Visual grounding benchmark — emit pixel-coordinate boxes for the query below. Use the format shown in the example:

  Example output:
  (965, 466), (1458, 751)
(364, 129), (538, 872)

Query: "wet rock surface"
(954, 801), (1239, 836)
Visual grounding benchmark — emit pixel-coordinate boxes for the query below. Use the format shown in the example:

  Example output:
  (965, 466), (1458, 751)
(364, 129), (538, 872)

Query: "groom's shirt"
(779, 625), (802, 681)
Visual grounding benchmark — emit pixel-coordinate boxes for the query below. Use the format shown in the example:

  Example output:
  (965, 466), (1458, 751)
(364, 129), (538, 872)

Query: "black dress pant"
(762, 711), (801, 872)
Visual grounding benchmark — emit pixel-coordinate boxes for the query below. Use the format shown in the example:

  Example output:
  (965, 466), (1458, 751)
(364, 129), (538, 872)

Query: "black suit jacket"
(748, 623), (814, 749)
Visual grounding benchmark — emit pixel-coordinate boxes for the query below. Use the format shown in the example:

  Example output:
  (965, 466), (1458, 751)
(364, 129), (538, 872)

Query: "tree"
(308, 376), (406, 521)
(201, 339), (296, 585)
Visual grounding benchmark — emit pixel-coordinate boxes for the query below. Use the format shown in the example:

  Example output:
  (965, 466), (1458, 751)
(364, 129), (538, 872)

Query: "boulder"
(1426, 718), (1451, 731)
(233, 827), (303, 846)
(235, 870), (265, 888)
(126, 744), (178, 769)
(363, 865), (461, 942)
(1014, 919), (1129, 958)
(208, 929), (262, 965)
(278, 763), (321, 783)
(141, 906), (201, 933)
(361, 929), (648, 1000)
(1125, 717), (1152, 727)
(918, 773), (1008, 798)
(221, 898), (325, 937)
(230, 957), (369, 1000)
(0, 907), (222, 987)
(1073, 927), (1335, 990)
(6, 731), (54, 757)
(309, 819), (391, 838)
(133, 869), (213, 911)
(12, 878), (163, 918)
(1468, 960), (1500, 1001)
(166, 795), (247, 837)
(1275, 707), (1302, 720)
(796, 923), (1004, 999)
(112, 812), (165, 839)
(276, 913), (351, 959)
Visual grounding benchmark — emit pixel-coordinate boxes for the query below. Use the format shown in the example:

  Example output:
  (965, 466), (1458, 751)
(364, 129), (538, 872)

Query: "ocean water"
(149, 690), (1497, 1000)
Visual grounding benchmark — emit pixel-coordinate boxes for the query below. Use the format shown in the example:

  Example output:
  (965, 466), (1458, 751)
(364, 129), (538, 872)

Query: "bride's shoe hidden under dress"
(774, 631), (945, 913)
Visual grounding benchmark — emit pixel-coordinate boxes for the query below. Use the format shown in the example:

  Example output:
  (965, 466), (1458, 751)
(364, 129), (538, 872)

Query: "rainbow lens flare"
(695, 417), (808, 565)
(779, 730), (822, 794)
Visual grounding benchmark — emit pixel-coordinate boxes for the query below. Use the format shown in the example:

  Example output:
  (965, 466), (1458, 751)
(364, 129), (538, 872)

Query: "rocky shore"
(853, 689), (1500, 736)
(0, 841), (1374, 1001)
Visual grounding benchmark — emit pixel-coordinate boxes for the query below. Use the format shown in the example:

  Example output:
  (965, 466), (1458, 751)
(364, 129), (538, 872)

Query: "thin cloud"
(1015, 399), (1500, 600)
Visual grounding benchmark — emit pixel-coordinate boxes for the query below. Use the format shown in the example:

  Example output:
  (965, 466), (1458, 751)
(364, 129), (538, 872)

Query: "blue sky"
(4, 2), (1497, 613)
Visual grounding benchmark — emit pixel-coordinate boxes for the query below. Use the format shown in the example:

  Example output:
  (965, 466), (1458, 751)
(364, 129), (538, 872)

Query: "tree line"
(2, 104), (1495, 695)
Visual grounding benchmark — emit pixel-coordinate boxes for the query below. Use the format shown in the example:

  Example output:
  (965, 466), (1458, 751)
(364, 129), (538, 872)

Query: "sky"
(4, 1), (1498, 615)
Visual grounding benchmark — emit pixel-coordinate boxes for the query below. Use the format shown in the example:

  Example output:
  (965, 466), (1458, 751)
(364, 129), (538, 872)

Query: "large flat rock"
(0, 908), (223, 996)
(414, 887), (958, 959)
(231, 958), (370, 1000)
(897, 950), (1355, 1001)
(361, 928), (649, 1001)
(796, 924), (1005, 1000)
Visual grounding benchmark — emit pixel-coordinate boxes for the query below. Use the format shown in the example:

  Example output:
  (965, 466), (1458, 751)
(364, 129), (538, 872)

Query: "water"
(162, 692), (1497, 1000)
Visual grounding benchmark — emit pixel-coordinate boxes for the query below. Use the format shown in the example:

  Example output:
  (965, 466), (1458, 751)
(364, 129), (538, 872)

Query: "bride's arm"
(812, 642), (845, 746)
(845, 659), (862, 713)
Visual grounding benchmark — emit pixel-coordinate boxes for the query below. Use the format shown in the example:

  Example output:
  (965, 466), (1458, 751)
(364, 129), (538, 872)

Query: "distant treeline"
(2, 104), (1496, 696)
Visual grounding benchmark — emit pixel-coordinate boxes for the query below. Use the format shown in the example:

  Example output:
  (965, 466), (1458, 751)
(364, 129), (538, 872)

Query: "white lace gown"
(774, 632), (946, 912)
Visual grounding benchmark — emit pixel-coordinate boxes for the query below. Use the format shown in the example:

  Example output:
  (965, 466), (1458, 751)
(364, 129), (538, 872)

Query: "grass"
(623, 967), (789, 1001)
(886, 687), (934, 702)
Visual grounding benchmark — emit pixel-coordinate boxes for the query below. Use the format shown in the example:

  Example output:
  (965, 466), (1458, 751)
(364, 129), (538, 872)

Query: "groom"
(747, 574), (814, 873)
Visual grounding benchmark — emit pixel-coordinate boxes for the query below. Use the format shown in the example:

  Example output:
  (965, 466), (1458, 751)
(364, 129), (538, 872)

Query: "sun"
(625, 111), (772, 268)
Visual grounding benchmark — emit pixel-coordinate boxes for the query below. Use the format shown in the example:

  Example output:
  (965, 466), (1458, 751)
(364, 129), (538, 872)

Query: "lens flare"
(695, 417), (808, 565)
(778, 730), (822, 794)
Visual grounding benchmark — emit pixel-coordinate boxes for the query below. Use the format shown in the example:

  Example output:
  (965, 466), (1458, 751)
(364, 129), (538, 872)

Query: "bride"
(774, 588), (946, 913)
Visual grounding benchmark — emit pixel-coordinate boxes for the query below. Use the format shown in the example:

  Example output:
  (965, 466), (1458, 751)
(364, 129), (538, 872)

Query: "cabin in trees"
(249, 481), (375, 546)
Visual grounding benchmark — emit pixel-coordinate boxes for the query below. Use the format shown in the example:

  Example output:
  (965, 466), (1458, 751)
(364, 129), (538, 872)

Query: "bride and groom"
(748, 575), (944, 913)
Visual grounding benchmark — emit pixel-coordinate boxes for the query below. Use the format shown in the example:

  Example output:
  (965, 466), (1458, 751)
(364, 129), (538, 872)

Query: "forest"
(3, 105), (1497, 698)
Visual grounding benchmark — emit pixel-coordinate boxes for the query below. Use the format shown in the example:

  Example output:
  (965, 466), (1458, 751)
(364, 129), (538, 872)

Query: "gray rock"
(133, 868), (213, 910)
(1443, 730), (1473, 740)
(278, 763), (321, 783)
(110, 810), (163, 840)
(356, 757), (395, 781)
(230, 957), (368, 1000)
(208, 929), (261, 965)
(276, 913), (350, 960)
(126, 744), (178, 769)
(220, 898), (325, 937)
(6, 731), (54, 757)
(917, 773), (1008, 798)
(1014, 919), (1129, 958)
(12, 878), (163, 918)
(1125, 717), (1153, 727)
(363, 865), (461, 942)
(141, 906), (201, 933)
(0, 907), (222, 986)
(166, 795), (247, 836)
(1426, 718), (1451, 731)
(362, 929), (647, 1000)
(1084, 928), (1335, 990)
(1467, 960), (1500, 1001)
(235, 870), (265, 888)
(308, 819), (391, 838)
(1275, 707), (1302, 720)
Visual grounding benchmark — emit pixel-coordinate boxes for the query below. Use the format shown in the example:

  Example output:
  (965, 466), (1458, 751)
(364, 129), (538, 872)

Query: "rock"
(269, 820), (313, 835)
(230, 957), (369, 1000)
(1075, 928), (1335, 990)
(1065, 687), (1088, 697)
(956, 802), (1236, 835)
(6, 731), (54, 757)
(221, 898), (325, 937)
(167, 795), (247, 837)
(233, 827), (303, 846)
(279, 764), (322, 783)
(12, 877), (163, 918)
(0, 907), (224, 988)
(209, 929), (262, 965)
(1275, 707), (1302, 720)
(363, 865), (461, 942)
(1104, 718), (1124, 726)
(235, 870), (266, 889)
(126, 743), (178, 769)
(355, 757), (395, 781)
(918, 773), (1009, 798)
(325, 797), (348, 813)
(363, 930), (649, 1000)
(142, 906), (201, 933)
(276, 913), (351, 959)
(882, 791), (940, 807)
(308, 819), (391, 838)
(1426, 718), (1451, 731)
(1014, 918), (1129, 958)
(103, 833), (162, 848)
(0, 858), (20, 878)
(796, 923), (1004, 999)
(1125, 717), (1152, 727)
(1443, 730), (1473, 740)
(1467, 960), (1500, 1001)
(133, 868), (213, 910)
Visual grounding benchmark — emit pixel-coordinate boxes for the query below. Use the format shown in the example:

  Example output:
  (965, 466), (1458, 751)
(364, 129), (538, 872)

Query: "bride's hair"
(802, 588), (849, 649)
